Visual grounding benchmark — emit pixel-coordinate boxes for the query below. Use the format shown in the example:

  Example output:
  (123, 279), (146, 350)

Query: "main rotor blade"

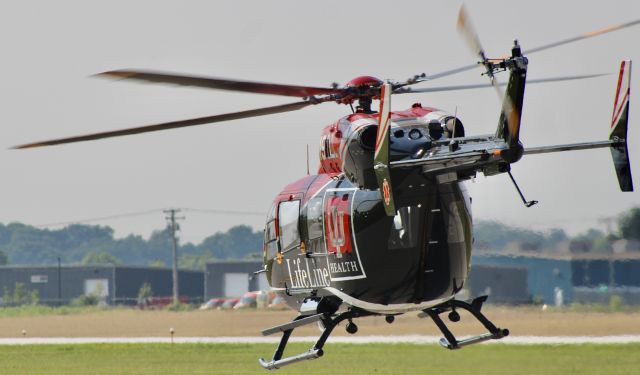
(457, 4), (488, 64)
(425, 16), (640, 81)
(13, 100), (313, 149)
(98, 70), (343, 98)
(396, 73), (608, 94)
(526, 19), (640, 55)
(456, 5), (519, 145)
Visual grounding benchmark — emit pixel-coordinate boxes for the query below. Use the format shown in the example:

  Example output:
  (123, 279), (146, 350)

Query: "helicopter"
(14, 5), (636, 370)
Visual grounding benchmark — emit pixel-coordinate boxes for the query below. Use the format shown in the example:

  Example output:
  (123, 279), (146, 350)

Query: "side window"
(264, 204), (278, 259)
(306, 197), (324, 240)
(388, 206), (421, 250)
(278, 200), (301, 252)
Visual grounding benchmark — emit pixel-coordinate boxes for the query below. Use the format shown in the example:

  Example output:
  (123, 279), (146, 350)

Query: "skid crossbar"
(259, 310), (369, 370)
(424, 296), (509, 350)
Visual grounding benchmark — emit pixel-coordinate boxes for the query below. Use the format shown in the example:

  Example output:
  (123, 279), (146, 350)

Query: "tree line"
(0, 223), (262, 269)
(474, 207), (640, 253)
(0, 207), (638, 269)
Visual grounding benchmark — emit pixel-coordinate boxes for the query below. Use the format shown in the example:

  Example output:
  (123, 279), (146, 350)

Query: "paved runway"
(1, 335), (639, 345)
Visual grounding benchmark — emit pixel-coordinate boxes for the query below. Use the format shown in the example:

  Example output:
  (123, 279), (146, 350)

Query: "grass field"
(0, 307), (638, 374)
(0, 343), (638, 375)
(0, 306), (639, 338)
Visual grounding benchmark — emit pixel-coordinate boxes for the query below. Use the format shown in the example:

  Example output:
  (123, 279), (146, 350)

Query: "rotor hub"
(345, 76), (383, 88)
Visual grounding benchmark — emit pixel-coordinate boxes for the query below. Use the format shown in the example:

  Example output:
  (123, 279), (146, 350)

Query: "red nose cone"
(346, 76), (383, 87)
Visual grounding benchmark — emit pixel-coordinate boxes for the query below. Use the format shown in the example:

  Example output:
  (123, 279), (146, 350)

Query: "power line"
(35, 209), (165, 228)
(34, 207), (265, 228)
(183, 208), (266, 216)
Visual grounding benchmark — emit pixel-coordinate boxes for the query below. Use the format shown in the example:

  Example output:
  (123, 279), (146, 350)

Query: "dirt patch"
(0, 306), (638, 338)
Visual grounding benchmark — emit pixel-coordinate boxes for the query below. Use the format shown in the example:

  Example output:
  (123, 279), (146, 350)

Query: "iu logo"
(382, 178), (391, 206)
(324, 193), (352, 258)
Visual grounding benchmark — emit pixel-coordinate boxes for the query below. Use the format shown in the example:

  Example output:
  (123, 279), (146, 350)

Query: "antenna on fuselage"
(448, 106), (460, 152)
(452, 106), (458, 138)
(306, 144), (310, 175)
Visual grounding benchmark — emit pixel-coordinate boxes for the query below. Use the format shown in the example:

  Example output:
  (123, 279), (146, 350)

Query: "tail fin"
(496, 70), (526, 149)
(374, 83), (396, 216)
(495, 42), (528, 161)
(610, 60), (633, 191)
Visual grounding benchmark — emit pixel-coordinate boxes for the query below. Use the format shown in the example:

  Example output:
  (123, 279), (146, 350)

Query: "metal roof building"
(0, 265), (204, 306)
(205, 261), (268, 299)
(472, 252), (640, 305)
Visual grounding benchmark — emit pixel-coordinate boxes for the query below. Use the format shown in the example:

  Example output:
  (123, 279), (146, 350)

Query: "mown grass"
(0, 303), (201, 317)
(3, 302), (640, 317)
(0, 343), (637, 375)
(0, 305), (111, 317)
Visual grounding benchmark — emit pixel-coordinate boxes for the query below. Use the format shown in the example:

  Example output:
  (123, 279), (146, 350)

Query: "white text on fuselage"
(329, 260), (359, 274)
(286, 258), (330, 289)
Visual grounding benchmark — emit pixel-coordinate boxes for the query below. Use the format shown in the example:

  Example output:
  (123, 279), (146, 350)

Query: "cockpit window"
(264, 204), (277, 242)
(306, 197), (324, 240)
(264, 203), (278, 259)
(279, 200), (301, 252)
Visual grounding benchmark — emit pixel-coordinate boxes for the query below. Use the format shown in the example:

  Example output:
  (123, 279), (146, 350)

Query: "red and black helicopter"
(15, 6), (636, 370)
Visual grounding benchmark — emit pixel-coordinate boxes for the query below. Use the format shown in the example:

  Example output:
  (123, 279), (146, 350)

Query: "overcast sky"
(1, 0), (639, 243)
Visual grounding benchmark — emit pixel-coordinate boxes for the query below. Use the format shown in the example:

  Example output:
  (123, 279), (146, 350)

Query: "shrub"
(2, 283), (39, 306)
(137, 283), (153, 306)
(609, 295), (624, 311)
(70, 294), (99, 306)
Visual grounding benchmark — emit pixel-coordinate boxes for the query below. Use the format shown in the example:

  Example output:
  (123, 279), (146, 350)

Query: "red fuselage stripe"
(612, 90), (629, 129)
(612, 61), (626, 127)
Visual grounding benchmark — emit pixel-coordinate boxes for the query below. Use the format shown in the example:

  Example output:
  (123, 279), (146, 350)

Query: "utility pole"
(164, 209), (185, 305)
(57, 257), (62, 306)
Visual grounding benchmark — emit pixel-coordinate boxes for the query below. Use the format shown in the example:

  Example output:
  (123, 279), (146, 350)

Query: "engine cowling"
(342, 124), (378, 189)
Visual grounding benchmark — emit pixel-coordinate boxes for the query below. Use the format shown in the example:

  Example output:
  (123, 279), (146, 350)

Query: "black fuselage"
(264, 171), (472, 314)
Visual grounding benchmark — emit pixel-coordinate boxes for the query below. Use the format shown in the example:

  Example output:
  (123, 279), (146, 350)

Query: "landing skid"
(258, 295), (507, 370)
(259, 309), (371, 370)
(422, 296), (509, 349)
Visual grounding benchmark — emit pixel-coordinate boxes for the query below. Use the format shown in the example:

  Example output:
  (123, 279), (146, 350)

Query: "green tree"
(179, 251), (214, 270)
(473, 221), (551, 252)
(0, 221), (264, 265)
(198, 225), (262, 259)
(82, 251), (121, 265)
(568, 228), (606, 253)
(149, 260), (166, 268)
(592, 236), (613, 253)
(619, 207), (640, 241)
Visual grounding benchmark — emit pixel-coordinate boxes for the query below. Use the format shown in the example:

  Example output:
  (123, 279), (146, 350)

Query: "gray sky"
(1, 0), (639, 243)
